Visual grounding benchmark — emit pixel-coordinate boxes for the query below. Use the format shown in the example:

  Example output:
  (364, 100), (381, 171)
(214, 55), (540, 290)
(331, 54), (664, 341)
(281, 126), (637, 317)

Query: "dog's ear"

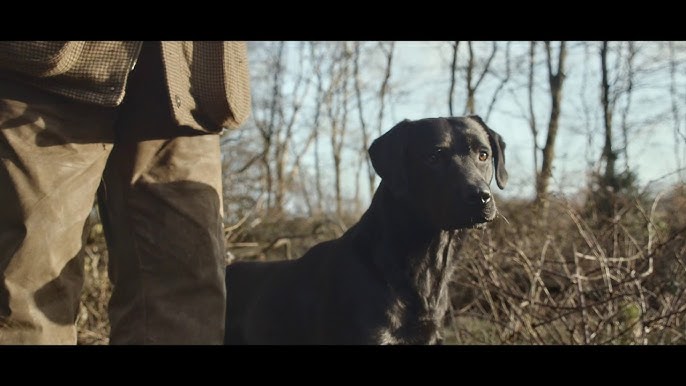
(369, 119), (411, 198)
(469, 115), (508, 190)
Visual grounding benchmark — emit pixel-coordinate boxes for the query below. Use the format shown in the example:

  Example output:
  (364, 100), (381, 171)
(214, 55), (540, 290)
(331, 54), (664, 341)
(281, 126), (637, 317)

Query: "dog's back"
(224, 237), (392, 345)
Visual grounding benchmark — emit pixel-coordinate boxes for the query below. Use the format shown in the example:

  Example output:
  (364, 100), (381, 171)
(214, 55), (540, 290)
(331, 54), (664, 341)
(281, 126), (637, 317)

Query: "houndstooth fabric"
(0, 41), (251, 132)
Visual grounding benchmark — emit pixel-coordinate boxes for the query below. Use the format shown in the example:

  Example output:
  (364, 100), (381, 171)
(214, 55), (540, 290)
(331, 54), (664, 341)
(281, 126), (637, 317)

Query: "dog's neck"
(348, 181), (466, 343)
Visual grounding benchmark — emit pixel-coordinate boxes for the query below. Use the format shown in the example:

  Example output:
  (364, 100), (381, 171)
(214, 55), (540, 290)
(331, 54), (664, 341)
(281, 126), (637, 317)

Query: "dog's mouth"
(444, 207), (496, 230)
(443, 214), (492, 230)
(469, 213), (495, 228)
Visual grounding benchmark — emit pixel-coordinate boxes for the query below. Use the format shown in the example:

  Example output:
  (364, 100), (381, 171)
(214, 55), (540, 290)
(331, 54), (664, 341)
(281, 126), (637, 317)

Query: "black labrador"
(224, 115), (507, 344)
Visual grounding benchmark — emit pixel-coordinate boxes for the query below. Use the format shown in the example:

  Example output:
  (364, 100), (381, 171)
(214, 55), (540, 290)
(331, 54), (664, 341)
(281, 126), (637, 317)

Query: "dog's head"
(369, 115), (508, 230)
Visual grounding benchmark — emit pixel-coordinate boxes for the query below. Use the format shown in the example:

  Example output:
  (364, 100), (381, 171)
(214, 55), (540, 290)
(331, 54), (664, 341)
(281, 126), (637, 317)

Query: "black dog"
(224, 115), (507, 344)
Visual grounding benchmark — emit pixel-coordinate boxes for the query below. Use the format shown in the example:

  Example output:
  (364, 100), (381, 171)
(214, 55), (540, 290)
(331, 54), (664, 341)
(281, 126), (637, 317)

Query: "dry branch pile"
(447, 194), (686, 344)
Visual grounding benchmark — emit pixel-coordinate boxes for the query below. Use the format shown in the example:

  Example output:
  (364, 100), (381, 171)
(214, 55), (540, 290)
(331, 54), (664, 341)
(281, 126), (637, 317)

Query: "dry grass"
(77, 222), (110, 345)
(445, 191), (686, 344)
(76, 186), (686, 345)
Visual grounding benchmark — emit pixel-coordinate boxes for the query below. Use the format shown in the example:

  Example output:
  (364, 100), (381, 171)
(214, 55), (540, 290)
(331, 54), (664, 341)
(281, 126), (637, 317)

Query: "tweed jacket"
(0, 41), (251, 132)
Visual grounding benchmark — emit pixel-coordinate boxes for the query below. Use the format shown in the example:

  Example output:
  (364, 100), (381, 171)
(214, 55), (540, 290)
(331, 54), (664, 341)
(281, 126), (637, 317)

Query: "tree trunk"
(448, 41), (459, 116)
(261, 41), (285, 213)
(464, 41), (497, 116)
(668, 42), (683, 180)
(620, 42), (636, 173)
(353, 42), (373, 207)
(465, 41), (475, 115)
(528, 41), (539, 180)
(600, 41), (616, 188)
(328, 42), (353, 219)
(310, 42), (325, 214)
(535, 41), (567, 209)
(485, 41), (511, 121)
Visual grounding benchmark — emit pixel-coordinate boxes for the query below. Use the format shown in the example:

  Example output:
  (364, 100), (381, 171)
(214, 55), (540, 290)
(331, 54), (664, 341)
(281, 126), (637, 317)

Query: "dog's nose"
(479, 190), (491, 204)
(467, 188), (492, 205)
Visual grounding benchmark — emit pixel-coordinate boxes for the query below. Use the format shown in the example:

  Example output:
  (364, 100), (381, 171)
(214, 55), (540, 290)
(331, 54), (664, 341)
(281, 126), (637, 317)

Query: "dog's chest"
(376, 299), (443, 344)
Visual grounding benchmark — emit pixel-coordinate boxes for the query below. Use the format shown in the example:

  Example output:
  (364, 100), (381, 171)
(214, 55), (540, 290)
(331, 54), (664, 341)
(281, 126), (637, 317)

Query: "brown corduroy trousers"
(0, 42), (226, 344)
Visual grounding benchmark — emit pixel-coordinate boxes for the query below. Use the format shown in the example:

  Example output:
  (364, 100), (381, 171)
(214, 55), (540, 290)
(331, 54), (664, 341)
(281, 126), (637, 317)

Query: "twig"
(573, 245), (590, 344)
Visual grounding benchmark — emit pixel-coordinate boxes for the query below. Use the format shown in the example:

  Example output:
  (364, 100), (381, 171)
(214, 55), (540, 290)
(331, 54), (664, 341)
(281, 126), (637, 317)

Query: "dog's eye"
(478, 150), (489, 161)
(427, 148), (443, 164)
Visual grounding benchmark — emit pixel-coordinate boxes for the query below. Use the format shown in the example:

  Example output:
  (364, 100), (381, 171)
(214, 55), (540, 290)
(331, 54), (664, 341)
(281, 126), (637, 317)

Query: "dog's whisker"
(497, 211), (510, 225)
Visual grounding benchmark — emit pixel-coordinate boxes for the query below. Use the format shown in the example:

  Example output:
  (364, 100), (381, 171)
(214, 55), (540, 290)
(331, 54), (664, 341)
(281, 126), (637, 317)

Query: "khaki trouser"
(0, 42), (226, 344)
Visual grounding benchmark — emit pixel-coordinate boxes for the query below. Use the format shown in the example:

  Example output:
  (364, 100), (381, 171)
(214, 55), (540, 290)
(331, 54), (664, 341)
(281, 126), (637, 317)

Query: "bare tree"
(277, 44), (340, 217)
(669, 42), (683, 180)
(352, 42), (367, 212)
(448, 41), (459, 116)
(528, 41), (540, 182)
(577, 41), (598, 168)
(273, 43), (312, 214)
(484, 41), (512, 121)
(310, 43), (328, 214)
(325, 42), (353, 218)
(600, 41), (618, 191)
(535, 41), (567, 208)
(464, 41), (497, 115)
(251, 42), (313, 216)
(299, 42), (327, 215)
(376, 42), (395, 139)
(255, 41), (284, 213)
(619, 42), (637, 173)
(342, 41), (398, 213)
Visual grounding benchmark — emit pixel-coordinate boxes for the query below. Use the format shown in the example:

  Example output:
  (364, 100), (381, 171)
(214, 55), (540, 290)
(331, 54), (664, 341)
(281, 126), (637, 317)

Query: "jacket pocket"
(0, 41), (86, 77)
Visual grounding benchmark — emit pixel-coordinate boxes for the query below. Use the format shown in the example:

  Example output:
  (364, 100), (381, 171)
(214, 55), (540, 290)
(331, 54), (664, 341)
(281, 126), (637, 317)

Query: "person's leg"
(0, 77), (115, 344)
(101, 42), (226, 344)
